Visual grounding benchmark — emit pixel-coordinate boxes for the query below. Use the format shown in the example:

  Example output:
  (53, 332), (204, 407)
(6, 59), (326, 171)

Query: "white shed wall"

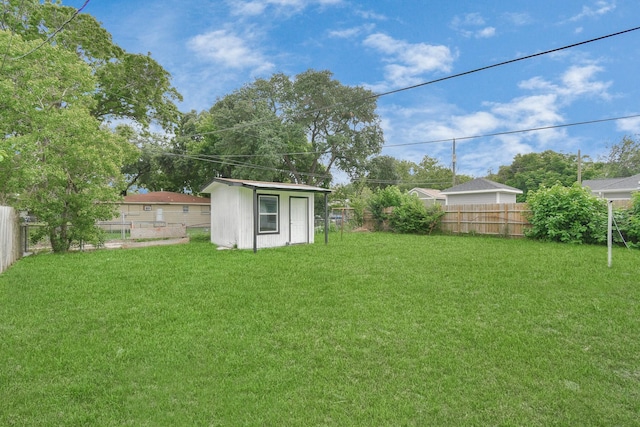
(210, 185), (241, 248)
(209, 184), (317, 250)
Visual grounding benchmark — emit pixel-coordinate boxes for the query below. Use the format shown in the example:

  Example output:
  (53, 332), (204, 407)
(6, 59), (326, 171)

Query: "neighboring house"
(408, 188), (446, 207)
(582, 173), (640, 200)
(115, 191), (211, 227)
(201, 177), (332, 252)
(441, 178), (523, 205)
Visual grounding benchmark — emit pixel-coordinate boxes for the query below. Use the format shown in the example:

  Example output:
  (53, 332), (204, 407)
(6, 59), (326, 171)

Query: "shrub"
(525, 183), (607, 244)
(613, 192), (640, 248)
(390, 195), (445, 234)
(367, 186), (404, 230)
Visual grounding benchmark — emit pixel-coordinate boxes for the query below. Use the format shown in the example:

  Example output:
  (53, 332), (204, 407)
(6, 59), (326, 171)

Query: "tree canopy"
(600, 136), (640, 178)
(2, 0), (182, 131)
(487, 150), (602, 202)
(0, 30), (135, 251)
(1, 1), (179, 251)
(175, 69), (384, 188)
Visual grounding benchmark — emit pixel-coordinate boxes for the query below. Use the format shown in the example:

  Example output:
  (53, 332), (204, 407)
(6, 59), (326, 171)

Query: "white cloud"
(476, 27), (496, 38)
(187, 29), (274, 74)
(363, 33), (455, 90)
(569, 1), (616, 21)
(451, 13), (497, 38)
(227, 0), (342, 16)
(617, 116), (640, 133)
(503, 12), (532, 26)
(355, 9), (388, 21)
(451, 12), (485, 27)
(379, 61), (613, 177)
(519, 64), (612, 101)
(329, 24), (375, 39)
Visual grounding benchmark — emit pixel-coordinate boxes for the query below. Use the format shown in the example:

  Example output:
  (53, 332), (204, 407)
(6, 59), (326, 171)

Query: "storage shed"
(441, 178), (523, 205)
(201, 178), (332, 252)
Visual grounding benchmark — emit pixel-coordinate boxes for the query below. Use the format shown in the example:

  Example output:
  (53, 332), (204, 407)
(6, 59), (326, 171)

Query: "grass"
(1, 233), (639, 426)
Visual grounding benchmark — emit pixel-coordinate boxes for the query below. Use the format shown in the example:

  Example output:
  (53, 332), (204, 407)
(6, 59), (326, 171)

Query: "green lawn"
(1, 233), (639, 426)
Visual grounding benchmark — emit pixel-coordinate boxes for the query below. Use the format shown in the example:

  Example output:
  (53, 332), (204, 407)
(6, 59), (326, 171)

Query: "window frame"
(258, 194), (280, 234)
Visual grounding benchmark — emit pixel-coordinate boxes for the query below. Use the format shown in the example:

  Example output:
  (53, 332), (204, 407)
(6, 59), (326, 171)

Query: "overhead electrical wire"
(8, 0), (91, 60)
(382, 113), (640, 149)
(185, 25), (640, 139)
(157, 111), (640, 185)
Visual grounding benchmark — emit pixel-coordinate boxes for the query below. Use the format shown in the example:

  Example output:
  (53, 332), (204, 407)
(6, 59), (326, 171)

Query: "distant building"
(116, 191), (211, 227)
(408, 188), (446, 206)
(441, 178), (523, 205)
(582, 173), (640, 200)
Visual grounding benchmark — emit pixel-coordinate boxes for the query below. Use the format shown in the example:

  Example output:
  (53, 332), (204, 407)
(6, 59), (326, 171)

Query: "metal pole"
(253, 188), (258, 253)
(121, 212), (126, 240)
(324, 193), (329, 244)
(452, 139), (457, 187)
(608, 200), (613, 268)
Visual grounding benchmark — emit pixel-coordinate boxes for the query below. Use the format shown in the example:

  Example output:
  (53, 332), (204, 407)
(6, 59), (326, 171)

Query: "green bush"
(611, 193), (640, 248)
(525, 183), (607, 244)
(367, 186), (444, 234)
(367, 186), (404, 230)
(390, 195), (445, 234)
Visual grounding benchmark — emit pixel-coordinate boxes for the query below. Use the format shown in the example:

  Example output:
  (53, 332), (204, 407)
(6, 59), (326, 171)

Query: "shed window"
(182, 205), (189, 213)
(258, 195), (279, 233)
(143, 205), (152, 211)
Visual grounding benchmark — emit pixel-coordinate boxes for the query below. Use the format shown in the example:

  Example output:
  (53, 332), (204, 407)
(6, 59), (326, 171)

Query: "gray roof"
(408, 188), (445, 199)
(201, 177), (332, 193)
(441, 178), (522, 195)
(583, 173), (640, 192)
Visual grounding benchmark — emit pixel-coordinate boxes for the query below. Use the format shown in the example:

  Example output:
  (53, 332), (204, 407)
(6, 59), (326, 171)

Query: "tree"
(3, 0), (182, 131)
(1, 31), (135, 251)
(488, 150), (590, 202)
(365, 155), (401, 189)
(196, 69), (384, 186)
(601, 136), (640, 178)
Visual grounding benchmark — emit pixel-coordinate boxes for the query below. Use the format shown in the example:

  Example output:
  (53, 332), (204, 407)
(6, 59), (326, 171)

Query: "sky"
(74, 0), (640, 183)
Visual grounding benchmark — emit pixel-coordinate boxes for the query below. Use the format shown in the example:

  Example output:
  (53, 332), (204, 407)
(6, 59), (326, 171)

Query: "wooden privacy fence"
(441, 203), (531, 237)
(0, 206), (22, 273)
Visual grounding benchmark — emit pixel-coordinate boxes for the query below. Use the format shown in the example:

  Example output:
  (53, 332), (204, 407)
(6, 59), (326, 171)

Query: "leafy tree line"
(487, 137), (640, 202)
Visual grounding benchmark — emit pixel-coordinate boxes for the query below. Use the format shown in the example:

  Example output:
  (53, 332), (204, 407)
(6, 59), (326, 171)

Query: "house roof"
(123, 191), (210, 205)
(441, 178), (523, 195)
(409, 188), (446, 200)
(583, 173), (640, 193)
(201, 177), (332, 194)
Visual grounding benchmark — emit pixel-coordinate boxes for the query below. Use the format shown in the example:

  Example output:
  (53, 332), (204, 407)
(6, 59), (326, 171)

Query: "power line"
(382, 113), (640, 148)
(369, 26), (640, 99)
(187, 26), (640, 139)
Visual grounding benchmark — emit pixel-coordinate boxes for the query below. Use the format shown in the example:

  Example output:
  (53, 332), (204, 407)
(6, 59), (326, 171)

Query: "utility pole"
(577, 149), (583, 184)
(452, 139), (457, 187)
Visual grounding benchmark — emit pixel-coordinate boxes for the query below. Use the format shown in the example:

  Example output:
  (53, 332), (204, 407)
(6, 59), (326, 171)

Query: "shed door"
(290, 197), (308, 244)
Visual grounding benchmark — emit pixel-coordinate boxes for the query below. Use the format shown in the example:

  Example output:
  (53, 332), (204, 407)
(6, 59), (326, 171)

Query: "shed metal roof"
(201, 177), (332, 193)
